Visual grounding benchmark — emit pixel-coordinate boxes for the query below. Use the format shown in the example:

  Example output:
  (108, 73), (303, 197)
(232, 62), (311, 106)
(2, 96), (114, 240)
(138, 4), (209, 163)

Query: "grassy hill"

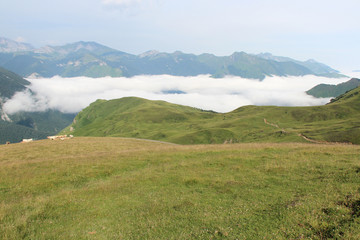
(1, 137), (359, 239)
(307, 78), (360, 98)
(62, 86), (360, 145)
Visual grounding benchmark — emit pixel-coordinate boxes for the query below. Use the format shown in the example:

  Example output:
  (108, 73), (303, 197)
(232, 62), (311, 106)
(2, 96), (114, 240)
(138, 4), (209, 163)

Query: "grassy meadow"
(1, 137), (360, 239)
(62, 86), (360, 145)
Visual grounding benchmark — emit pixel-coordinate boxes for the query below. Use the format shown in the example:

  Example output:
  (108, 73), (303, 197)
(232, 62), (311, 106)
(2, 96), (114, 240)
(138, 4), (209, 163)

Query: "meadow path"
(263, 118), (341, 144)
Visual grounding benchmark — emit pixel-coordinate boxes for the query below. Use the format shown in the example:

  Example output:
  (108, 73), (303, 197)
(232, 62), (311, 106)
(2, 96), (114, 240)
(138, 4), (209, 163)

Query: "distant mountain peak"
(138, 50), (161, 58)
(70, 41), (106, 52)
(173, 50), (184, 55)
(256, 52), (293, 62)
(34, 46), (56, 54)
(257, 52), (273, 58)
(42, 41), (117, 56)
(305, 59), (318, 63)
(231, 51), (247, 56)
(256, 53), (340, 75)
(0, 37), (34, 53)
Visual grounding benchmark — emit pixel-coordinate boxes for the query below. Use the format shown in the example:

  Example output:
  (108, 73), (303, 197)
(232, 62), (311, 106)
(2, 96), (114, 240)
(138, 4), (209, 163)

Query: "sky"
(1, 0), (360, 71)
(3, 74), (353, 114)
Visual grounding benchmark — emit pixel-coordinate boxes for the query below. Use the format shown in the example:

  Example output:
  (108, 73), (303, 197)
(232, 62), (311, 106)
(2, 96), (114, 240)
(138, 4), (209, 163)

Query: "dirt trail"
(296, 133), (329, 144)
(263, 118), (287, 134)
(263, 118), (351, 145)
(118, 137), (179, 145)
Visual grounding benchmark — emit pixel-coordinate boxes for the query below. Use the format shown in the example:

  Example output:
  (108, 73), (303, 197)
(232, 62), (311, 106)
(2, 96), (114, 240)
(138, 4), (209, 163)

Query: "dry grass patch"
(1, 138), (360, 239)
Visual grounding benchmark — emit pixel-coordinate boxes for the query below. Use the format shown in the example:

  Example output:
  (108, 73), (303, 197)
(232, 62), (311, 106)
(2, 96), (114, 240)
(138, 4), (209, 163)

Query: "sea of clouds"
(2, 74), (354, 114)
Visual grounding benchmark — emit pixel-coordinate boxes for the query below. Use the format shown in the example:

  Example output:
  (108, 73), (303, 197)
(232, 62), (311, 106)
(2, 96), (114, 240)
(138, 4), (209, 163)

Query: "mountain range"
(0, 37), (344, 80)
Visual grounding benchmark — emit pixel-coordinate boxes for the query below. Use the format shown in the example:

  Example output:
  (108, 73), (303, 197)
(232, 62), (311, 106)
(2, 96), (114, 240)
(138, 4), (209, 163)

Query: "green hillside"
(9, 110), (76, 133)
(307, 78), (360, 98)
(0, 121), (49, 143)
(1, 138), (359, 239)
(62, 86), (360, 144)
(0, 66), (30, 99)
(0, 110), (76, 144)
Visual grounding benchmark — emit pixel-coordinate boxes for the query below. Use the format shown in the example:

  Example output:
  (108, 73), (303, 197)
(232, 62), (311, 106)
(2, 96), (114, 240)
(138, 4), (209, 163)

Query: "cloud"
(2, 89), (48, 113)
(2, 74), (349, 115)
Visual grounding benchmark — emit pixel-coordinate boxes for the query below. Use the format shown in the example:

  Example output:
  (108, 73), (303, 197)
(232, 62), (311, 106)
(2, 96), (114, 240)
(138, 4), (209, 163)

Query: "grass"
(61, 86), (360, 145)
(1, 137), (360, 239)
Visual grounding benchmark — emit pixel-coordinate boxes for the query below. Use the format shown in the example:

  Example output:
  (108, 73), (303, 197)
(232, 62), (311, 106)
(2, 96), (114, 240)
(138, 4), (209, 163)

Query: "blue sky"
(1, 0), (359, 71)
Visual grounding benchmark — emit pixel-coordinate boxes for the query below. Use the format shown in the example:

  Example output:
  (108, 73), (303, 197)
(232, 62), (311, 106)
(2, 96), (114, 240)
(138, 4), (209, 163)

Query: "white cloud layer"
(2, 75), (350, 114)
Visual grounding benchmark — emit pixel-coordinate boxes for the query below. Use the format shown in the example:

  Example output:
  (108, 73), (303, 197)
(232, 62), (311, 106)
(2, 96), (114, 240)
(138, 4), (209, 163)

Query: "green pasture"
(1, 137), (359, 239)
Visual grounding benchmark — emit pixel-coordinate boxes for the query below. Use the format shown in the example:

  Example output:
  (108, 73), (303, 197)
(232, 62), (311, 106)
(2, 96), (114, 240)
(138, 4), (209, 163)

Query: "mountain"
(306, 78), (360, 98)
(0, 40), (129, 78)
(0, 37), (343, 80)
(0, 37), (34, 53)
(257, 52), (344, 77)
(62, 86), (360, 144)
(34, 41), (117, 55)
(0, 67), (75, 144)
(0, 109), (76, 144)
(9, 110), (76, 133)
(0, 121), (48, 143)
(0, 66), (30, 99)
(0, 66), (30, 121)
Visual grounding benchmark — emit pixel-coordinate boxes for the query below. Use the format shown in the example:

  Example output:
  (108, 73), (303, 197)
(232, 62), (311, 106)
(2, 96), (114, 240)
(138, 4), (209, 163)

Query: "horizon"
(1, 0), (359, 72)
